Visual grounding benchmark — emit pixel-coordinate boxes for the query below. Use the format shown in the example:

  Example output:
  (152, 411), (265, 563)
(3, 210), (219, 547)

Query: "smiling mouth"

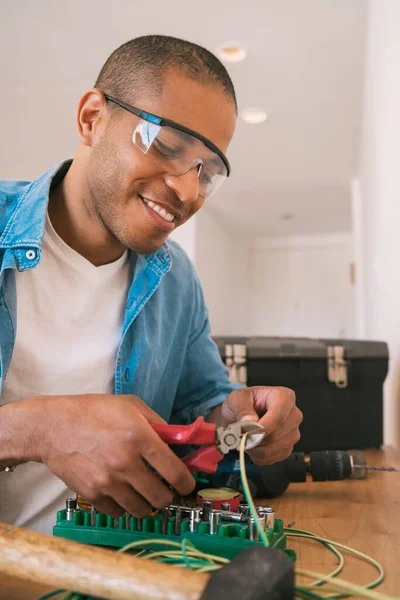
(141, 196), (176, 223)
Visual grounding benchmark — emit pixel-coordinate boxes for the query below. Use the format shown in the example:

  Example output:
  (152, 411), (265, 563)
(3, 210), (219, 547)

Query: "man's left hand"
(218, 386), (303, 465)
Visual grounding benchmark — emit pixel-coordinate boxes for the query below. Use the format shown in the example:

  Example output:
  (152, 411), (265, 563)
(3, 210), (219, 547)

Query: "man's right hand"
(17, 394), (196, 518)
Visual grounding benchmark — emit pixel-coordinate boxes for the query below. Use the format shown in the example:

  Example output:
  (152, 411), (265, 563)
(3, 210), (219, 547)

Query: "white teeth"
(143, 198), (175, 223)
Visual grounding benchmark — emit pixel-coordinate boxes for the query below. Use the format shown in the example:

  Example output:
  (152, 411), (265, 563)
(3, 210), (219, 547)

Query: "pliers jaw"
(152, 417), (265, 474)
(182, 420), (265, 474)
(216, 421), (265, 454)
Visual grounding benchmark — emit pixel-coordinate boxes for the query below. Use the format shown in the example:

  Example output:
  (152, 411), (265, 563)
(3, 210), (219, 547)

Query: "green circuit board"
(53, 504), (295, 562)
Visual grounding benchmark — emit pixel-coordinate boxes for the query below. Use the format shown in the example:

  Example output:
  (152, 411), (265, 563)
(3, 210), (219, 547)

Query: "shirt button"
(25, 250), (36, 260)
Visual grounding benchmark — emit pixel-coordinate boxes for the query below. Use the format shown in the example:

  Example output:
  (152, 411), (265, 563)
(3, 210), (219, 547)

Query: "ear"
(76, 89), (108, 147)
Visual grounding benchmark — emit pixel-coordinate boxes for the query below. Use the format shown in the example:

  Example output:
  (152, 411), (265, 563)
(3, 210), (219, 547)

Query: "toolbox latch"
(327, 345), (348, 388)
(225, 344), (247, 384)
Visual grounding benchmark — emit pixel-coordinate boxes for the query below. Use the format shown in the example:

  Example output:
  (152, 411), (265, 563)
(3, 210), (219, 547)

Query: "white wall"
(169, 217), (197, 264)
(350, 178), (367, 339)
(177, 211), (355, 341)
(227, 234), (252, 336)
(195, 209), (251, 336)
(357, 0), (400, 448)
(251, 233), (354, 338)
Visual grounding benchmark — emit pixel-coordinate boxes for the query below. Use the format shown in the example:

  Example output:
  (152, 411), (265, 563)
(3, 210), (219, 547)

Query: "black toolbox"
(212, 336), (389, 452)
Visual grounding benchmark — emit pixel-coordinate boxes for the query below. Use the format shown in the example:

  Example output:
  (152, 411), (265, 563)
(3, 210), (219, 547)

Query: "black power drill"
(199, 449), (394, 498)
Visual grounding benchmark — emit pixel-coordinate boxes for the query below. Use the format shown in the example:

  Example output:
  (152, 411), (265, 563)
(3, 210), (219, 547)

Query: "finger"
(123, 395), (167, 425)
(256, 388), (296, 436)
(247, 429), (300, 465)
(75, 465), (152, 519)
(222, 389), (259, 424)
(124, 457), (175, 510)
(109, 484), (153, 518)
(141, 428), (196, 496)
(88, 496), (125, 519)
(255, 406), (302, 446)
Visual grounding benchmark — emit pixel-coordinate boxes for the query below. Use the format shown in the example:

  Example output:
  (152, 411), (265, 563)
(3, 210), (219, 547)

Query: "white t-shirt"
(0, 213), (132, 534)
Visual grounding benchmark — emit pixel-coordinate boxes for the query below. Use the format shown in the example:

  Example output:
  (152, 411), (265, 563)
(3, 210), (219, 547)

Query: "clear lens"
(133, 120), (161, 153)
(133, 119), (227, 198)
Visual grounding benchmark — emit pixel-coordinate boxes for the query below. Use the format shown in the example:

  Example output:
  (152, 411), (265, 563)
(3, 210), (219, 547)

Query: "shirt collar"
(0, 160), (71, 249)
(0, 159), (172, 275)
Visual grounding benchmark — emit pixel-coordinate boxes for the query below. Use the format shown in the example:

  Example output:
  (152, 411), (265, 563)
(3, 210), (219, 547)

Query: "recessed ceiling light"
(241, 107), (268, 124)
(216, 42), (247, 63)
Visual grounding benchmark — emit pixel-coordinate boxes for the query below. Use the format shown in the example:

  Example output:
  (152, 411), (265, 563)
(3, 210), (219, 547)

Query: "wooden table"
(1, 447), (399, 599)
(273, 447), (400, 597)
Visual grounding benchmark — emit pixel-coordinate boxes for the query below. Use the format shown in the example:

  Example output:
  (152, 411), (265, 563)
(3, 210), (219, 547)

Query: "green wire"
(285, 527), (345, 585)
(239, 433), (270, 546)
(181, 537), (193, 568)
(40, 517), (393, 600)
(158, 556), (211, 567)
(37, 591), (67, 600)
(296, 568), (398, 600)
(285, 528), (387, 598)
(181, 538), (202, 569)
(295, 589), (327, 600)
(39, 438), (396, 600)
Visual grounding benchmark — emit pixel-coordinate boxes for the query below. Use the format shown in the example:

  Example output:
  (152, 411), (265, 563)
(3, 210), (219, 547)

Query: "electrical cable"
(36, 591), (67, 600)
(238, 434), (396, 600)
(285, 529), (385, 597)
(239, 433), (270, 546)
(39, 433), (398, 600)
(237, 434), (396, 600)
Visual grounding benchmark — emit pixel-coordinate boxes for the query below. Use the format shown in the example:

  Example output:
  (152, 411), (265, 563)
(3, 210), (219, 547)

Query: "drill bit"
(348, 450), (400, 478)
(365, 465), (400, 472)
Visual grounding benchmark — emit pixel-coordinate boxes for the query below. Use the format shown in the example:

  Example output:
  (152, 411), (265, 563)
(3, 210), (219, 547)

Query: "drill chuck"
(204, 449), (372, 497)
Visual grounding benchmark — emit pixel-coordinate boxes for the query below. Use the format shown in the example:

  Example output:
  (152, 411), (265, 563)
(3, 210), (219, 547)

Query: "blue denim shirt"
(0, 161), (242, 423)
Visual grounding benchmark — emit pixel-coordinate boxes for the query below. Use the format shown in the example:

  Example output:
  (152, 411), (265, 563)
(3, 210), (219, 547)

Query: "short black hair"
(94, 34), (237, 112)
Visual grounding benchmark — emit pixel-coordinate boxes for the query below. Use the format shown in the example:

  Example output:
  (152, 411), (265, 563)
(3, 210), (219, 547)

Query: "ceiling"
(0, 0), (366, 236)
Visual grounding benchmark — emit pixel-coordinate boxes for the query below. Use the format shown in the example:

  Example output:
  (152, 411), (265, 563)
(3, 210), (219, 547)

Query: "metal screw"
(174, 507), (182, 535)
(238, 503), (250, 515)
(189, 508), (202, 533)
(162, 508), (170, 534)
(66, 497), (77, 521)
(210, 510), (221, 535)
(257, 507), (275, 530)
(202, 501), (213, 522)
(220, 510), (245, 523)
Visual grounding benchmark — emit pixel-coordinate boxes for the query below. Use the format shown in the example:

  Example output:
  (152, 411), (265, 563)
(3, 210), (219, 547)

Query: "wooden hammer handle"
(0, 522), (209, 600)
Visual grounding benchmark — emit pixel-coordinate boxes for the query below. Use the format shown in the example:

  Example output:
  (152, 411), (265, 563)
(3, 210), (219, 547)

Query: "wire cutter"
(152, 417), (265, 473)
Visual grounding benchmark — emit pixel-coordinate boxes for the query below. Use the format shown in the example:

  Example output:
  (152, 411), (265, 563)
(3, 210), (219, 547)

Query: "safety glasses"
(104, 93), (230, 198)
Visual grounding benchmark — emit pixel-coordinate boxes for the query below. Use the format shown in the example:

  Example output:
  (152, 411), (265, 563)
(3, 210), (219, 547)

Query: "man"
(0, 35), (302, 535)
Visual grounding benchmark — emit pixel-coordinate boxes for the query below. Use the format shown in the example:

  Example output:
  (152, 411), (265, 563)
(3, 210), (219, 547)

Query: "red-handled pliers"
(152, 417), (265, 473)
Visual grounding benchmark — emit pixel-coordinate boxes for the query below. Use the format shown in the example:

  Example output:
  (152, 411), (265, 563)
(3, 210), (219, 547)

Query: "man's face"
(85, 69), (237, 254)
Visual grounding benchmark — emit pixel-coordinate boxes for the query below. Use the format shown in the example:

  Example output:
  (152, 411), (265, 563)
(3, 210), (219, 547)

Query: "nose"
(164, 165), (199, 204)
